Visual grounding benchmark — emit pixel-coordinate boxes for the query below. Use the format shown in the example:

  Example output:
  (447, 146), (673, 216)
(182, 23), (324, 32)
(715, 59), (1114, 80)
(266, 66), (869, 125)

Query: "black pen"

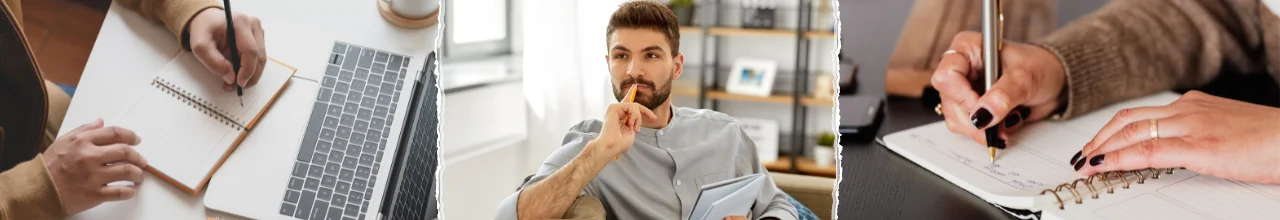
(982, 0), (1005, 162)
(222, 0), (243, 106)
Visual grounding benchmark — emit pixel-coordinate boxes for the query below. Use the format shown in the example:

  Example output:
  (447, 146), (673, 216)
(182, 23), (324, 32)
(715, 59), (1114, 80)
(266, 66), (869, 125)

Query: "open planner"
(113, 53), (296, 195)
(883, 92), (1280, 220)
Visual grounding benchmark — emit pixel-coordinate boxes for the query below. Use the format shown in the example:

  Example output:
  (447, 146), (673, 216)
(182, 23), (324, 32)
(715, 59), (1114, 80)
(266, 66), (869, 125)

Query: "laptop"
(203, 41), (440, 220)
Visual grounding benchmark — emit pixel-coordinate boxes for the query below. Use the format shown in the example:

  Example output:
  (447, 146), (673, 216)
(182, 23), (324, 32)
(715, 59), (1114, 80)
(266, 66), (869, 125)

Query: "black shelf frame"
(691, 0), (821, 174)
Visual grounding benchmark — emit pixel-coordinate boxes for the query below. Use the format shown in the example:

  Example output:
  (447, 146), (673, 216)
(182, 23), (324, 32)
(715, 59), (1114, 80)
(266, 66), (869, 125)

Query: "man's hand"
(42, 119), (148, 215)
(590, 85), (657, 161)
(187, 8), (266, 90)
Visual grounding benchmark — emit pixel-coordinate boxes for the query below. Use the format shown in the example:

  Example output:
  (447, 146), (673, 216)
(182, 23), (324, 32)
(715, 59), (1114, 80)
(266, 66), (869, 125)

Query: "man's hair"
(606, 1), (681, 56)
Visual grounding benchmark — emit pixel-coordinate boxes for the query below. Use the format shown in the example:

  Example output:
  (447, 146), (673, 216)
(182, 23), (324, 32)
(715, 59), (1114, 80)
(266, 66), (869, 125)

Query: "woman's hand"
(931, 31), (1068, 145)
(1075, 91), (1280, 184)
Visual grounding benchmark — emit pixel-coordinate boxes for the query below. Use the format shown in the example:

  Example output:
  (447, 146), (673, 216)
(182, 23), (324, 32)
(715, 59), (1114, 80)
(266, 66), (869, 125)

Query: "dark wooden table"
(835, 96), (1015, 220)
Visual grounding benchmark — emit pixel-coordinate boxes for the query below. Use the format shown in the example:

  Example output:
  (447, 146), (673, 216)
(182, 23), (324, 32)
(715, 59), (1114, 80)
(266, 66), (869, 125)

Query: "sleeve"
(1031, 0), (1269, 118)
(494, 121), (602, 220)
(733, 125), (798, 220)
(0, 155), (67, 220)
(115, 0), (222, 46)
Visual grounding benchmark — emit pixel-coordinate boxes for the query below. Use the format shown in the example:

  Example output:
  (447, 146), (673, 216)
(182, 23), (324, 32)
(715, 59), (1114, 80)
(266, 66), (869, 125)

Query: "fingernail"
(1003, 112), (1023, 128)
(971, 108), (993, 128)
(1069, 150), (1082, 165)
(1074, 158), (1086, 171)
(1017, 106), (1032, 116)
(1089, 154), (1105, 166)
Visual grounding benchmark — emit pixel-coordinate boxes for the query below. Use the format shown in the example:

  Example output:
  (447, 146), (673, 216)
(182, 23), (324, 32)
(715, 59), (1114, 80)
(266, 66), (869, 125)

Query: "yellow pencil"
(616, 85), (637, 160)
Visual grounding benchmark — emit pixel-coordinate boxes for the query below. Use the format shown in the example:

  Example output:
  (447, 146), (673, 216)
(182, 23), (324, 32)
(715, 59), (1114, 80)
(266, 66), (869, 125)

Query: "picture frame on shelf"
(736, 117), (780, 163)
(726, 58), (778, 97)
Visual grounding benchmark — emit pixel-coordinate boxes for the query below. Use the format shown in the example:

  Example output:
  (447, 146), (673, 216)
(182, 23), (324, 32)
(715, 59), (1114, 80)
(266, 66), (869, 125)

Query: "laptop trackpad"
(205, 79), (319, 219)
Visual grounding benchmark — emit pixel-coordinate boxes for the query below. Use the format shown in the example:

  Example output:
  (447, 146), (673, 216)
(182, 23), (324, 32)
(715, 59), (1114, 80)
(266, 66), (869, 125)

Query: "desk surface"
(61, 0), (438, 219)
(836, 97), (1015, 220)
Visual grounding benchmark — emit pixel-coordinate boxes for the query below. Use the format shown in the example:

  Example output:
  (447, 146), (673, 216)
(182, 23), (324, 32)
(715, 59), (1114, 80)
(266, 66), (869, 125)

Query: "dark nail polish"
(1017, 106), (1032, 116)
(1070, 150), (1082, 165)
(1003, 113), (1023, 128)
(971, 109), (993, 128)
(1089, 154), (1106, 166)
(1074, 159), (1086, 171)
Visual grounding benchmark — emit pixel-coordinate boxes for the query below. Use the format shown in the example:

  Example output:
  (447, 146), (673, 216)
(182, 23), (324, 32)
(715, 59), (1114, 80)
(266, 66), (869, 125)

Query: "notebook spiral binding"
(152, 79), (245, 131)
(1038, 167), (1184, 210)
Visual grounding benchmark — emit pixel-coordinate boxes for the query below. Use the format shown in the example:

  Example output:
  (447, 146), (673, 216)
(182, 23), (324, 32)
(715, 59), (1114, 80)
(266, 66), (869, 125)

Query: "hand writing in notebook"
(41, 119), (148, 215)
(187, 7), (266, 90)
(1076, 91), (1280, 184)
(929, 32), (1066, 146)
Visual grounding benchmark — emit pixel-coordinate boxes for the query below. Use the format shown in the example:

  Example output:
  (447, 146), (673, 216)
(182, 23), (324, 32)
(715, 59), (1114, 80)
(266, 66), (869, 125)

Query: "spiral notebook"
(113, 53), (297, 195)
(883, 92), (1280, 220)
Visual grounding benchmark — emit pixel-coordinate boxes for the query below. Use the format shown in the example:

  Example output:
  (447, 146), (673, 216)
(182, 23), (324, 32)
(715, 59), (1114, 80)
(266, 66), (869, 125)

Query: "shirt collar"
(636, 104), (677, 137)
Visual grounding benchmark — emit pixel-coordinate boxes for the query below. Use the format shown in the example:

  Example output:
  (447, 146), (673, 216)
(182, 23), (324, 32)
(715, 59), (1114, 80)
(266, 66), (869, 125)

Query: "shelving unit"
(673, 0), (831, 174)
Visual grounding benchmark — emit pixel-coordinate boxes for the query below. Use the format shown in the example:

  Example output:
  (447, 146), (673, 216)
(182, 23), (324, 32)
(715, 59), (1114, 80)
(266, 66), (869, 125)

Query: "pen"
(223, 0), (243, 106)
(616, 85), (637, 161)
(982, 0), (1005, 162)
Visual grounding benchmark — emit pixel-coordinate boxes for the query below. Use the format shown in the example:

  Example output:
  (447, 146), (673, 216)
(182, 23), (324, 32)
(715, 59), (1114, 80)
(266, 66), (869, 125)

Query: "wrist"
(584, 140), (612, 162)
(182, 7), (222, 51)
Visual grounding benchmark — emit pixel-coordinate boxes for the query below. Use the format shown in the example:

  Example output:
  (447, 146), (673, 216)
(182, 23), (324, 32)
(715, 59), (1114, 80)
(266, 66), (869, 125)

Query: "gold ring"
(935, 104), (943, 115)
(1149, 119), (1159, 140)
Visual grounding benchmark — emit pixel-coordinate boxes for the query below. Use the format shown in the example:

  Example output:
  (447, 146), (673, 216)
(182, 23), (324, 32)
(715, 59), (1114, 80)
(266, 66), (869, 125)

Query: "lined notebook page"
(1048, 173), (1280, 220)
(114, 87), (241, 191)
(881, 92), (1181, 209)
(155, 53), (295, 127)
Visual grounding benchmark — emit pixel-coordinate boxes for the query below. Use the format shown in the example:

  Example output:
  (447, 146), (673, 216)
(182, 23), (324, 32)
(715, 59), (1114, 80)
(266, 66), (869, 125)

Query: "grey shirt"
(495, 107), (798, 220)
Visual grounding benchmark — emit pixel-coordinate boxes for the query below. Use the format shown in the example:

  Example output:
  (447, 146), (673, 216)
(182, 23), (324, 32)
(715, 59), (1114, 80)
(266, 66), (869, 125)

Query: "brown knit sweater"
(1034, 0), (1280, 119)
(0, 0), (218, 219)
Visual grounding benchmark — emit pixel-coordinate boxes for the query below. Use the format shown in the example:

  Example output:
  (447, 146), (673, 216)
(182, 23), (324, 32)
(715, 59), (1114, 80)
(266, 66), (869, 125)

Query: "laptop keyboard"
(280, 42), (409, 220)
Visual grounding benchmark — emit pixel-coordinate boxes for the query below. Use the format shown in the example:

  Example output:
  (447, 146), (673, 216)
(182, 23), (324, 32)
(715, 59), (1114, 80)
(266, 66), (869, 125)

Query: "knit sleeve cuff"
(0, 155), (67, 219)
(1031, 28), (1127, 120)
(164, 0), (222, 49)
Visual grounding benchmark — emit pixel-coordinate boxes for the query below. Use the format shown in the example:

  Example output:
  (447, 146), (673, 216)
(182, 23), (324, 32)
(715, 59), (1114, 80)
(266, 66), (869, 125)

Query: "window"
(442, 0), (512, 60)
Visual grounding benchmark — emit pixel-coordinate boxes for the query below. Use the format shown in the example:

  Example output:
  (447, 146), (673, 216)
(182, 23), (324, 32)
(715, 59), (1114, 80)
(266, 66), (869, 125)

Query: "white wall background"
(521, 0), (627, 174)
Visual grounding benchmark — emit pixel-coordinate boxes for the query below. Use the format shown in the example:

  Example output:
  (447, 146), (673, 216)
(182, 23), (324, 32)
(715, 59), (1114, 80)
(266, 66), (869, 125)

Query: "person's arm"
(734, 127), (797, 220)
(114, 0), (221, 48)
(495, 121), (607, 220)
(0, 156), (66, 220)
(1032, 0), (1269, 118)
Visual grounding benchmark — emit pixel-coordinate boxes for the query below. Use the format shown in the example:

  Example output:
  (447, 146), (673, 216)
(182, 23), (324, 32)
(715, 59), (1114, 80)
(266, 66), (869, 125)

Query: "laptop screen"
(381, 51), (440, 220)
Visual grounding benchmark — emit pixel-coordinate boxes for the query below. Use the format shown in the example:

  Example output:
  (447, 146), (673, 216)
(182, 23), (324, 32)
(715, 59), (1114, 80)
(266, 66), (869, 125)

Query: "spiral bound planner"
(883, 92), (1280, 220)
(113, 53), (297, 195)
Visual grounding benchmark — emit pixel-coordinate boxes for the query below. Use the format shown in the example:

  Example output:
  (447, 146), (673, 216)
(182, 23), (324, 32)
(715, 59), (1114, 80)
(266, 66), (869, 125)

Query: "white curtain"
(522, 0), (626, 173)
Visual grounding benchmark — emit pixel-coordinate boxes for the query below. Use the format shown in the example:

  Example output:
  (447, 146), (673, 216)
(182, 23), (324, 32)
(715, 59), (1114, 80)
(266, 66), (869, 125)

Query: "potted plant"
(813, 132), (837, 167)
(669, 0), (696, 26)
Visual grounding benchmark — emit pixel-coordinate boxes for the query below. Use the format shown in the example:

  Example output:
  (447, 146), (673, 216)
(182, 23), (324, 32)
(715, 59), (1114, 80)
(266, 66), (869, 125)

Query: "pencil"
(222, 0), (244, 106)
(616, 85), (637, 160)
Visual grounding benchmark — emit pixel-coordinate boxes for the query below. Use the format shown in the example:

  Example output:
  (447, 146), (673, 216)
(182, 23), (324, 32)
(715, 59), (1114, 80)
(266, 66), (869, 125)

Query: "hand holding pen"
(186, 0), (267, 98)
(928, 9), (1070, 160)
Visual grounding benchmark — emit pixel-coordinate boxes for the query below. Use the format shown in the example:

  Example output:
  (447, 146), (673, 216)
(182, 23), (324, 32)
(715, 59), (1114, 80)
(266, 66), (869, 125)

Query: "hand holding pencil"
(590, 85), (655, 162)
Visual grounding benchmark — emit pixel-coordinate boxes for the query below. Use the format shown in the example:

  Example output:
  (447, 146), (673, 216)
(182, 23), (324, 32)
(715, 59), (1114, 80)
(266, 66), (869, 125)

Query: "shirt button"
(658, 130), (664, 136)
(676, 180), (682, 185)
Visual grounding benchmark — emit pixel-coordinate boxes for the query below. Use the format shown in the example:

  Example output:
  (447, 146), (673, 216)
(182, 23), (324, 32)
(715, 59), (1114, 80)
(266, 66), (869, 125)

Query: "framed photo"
(726, 58), (778, 97)
(736, 117), (780, 162)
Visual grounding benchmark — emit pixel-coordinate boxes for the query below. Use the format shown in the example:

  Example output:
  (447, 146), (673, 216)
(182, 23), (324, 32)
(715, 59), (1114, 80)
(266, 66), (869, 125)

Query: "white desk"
(59, 0), (437, 219)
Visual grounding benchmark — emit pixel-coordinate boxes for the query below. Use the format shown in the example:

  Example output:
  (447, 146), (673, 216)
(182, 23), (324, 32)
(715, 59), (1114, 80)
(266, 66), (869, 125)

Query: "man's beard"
(614, 76), (672, 110)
